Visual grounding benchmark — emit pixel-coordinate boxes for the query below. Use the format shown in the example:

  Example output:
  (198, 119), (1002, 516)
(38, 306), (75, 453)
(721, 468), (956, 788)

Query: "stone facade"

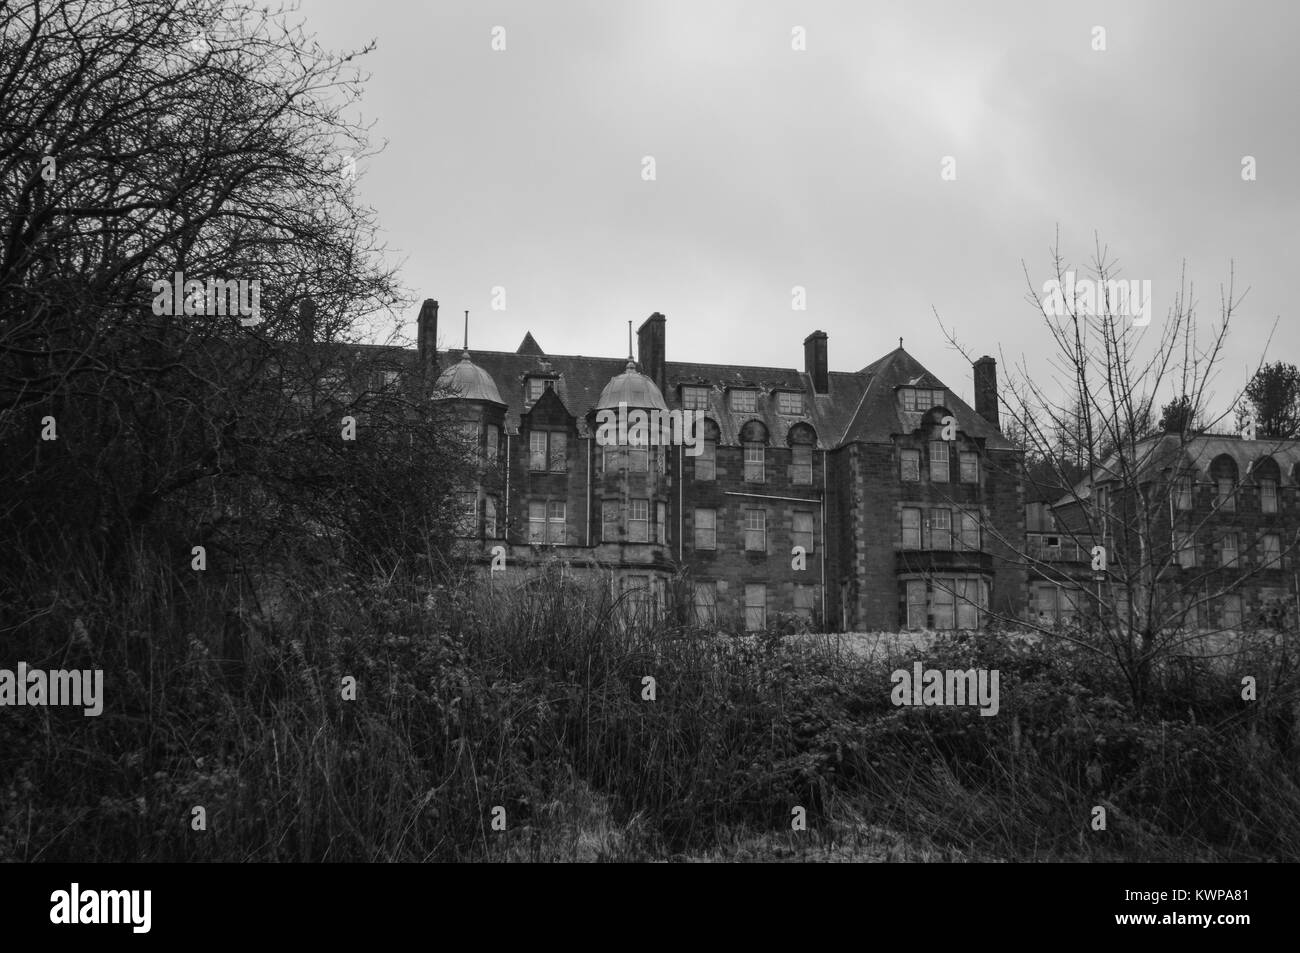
(424, 300), (1026, 632)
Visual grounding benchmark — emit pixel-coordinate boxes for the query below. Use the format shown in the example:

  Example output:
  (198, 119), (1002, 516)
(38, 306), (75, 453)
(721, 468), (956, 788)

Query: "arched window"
(694, 418), (720, 481)
(740, 420), (769, 483)
(1210, 454), (1239, 512)
(1253, 456), (1281, 514)
(788, 423), (817, 485)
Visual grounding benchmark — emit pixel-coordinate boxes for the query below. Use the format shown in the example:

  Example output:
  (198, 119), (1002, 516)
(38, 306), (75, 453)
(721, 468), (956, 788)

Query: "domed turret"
(436, 349), (505, 405)
(597, 359), (668, 411)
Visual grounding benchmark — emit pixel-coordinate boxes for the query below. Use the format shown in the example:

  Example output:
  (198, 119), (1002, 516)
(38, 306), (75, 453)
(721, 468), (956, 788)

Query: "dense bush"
(3, 555), (1298, 862)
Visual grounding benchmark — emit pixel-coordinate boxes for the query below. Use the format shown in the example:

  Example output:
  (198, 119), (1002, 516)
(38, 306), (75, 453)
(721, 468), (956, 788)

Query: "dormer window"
(777, 391), (804, 415)
(525, 374), (556, 400)
(900, 387), (945, 412)
(682, 386), (710, 410)
(730, 388), (758, 413)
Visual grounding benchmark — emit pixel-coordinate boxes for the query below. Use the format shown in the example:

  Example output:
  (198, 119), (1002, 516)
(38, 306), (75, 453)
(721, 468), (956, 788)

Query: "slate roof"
(431, 340), (1011, 452)
(1063, 432), (1300, 505)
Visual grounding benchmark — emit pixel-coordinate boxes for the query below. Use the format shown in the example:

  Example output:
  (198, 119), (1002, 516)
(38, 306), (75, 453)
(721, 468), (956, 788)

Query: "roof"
(596, 360), (669, 411)
(1063, 432), (1300, 504)
(435, 349), (505, 405)
(432, 341), (1008, 450)
(841, 347), (1014, 449)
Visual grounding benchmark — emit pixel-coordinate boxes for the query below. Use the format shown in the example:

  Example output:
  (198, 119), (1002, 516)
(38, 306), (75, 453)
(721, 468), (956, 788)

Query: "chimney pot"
(418, 299), (439, 377)
(804, 330), (829, 394)
(637, 312), (667, 396)
(974, 355), (999, 430)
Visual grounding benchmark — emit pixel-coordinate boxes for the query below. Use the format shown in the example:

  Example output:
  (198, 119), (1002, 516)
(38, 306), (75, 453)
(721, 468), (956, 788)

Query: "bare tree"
(0, 0), (467, 605)
(941, 231), (1297, 716)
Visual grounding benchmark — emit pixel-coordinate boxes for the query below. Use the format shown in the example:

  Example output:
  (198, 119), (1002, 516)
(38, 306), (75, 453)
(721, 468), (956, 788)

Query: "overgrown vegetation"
(4, 557), (1297, 862)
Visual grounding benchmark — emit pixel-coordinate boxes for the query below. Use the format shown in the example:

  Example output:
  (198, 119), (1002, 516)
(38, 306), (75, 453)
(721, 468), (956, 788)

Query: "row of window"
(602, 500), (668, 543)
(900, 443), (980, 484)
(899, 388), (946, 413)
(693, 508), (815, 552)
(901, 507), (981, 551)
(691, 581), (818, 629)
(615, 578), (817, 630)
(523, 431), (815, 483)
(525, 380), (810, 416)
(1172, 530), (1284, 569)
(1172, 475), (1279, 513)
(1031, 583), (1268, 629)
(903, 576), (988, 630)
(463, 498), (818, 549)
(683, 387), (805, 416)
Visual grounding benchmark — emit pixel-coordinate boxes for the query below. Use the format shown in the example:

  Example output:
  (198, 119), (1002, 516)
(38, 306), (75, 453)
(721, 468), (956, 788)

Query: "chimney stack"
(974, 356), (999, 429)
(637, 312), (666, 396)
(804, 330), (828, 394)
(298, 297), (316, 346)
(417, 299), (439, 376)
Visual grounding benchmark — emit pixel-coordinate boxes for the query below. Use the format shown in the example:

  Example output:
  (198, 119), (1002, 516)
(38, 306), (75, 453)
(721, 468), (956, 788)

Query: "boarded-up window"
(693, 582), (717, 625)
(744, 584), (766, 631)
(694, 508), (716, 550)
(900, 449), (920, 482)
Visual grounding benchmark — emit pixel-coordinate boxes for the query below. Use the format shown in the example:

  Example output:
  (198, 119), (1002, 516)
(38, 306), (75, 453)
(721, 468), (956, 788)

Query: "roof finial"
(899, 336), (903, 349)
(460, 310), (471, 361)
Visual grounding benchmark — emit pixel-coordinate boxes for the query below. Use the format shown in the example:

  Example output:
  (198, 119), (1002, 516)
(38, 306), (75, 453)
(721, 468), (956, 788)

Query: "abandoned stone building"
(418, 300), (1027, 632)
(1025, 433), (1300, 633)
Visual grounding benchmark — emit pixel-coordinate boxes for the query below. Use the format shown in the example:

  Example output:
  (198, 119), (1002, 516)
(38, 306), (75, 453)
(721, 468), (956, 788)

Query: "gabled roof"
(841, 346), (1013, 448)
(438, 341), (1006, 451)
(516, 332), (544, 356)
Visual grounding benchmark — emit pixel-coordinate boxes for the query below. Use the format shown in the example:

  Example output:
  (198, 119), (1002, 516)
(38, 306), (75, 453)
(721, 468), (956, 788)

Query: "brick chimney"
(417, 299), (439, 377)
(974, 355), (999, 429)
(804, 330), (828, 394)
(637, 312), (666, 395)
(298, 297), (316, 346)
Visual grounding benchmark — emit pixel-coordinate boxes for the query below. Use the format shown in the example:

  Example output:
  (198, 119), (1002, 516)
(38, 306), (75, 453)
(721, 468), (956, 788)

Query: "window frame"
(682, 386), (710, 411)
(791, 445), (813, 485)
(694, 508), (717, 550)
(900, 448), (921, 482)
(929, 508), (952, 550)
(628, 498), (649, 542)
(959, 451), (979, 484)
(929, 440), (950, 483)
(693, 581), (717, 625)
(777, 391), (804, 415)
(744, 583), (767, 631)
(1219, 532), (1239, 568)
(744, 508), (766, 552)
(901, 507), (922, 549)
(545, 500), (566, 545)
(730, 389), (758, 413)
(1261, 477), (1279, 514)
(743, 441), (765, 483)
(602, 499), (620, 543)
(792, 511), (815, 554)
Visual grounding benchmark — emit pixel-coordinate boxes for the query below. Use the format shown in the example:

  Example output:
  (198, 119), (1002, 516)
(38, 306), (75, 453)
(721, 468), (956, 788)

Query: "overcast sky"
(305, 0), (1298, 413)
